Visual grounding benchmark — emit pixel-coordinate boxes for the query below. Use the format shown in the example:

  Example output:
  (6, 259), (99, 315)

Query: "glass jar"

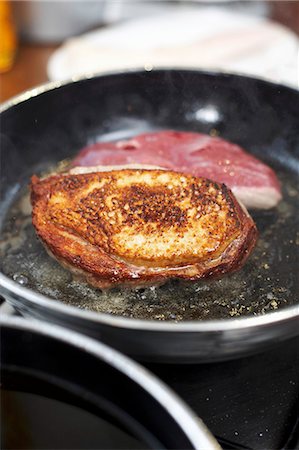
(0, 0), (17, 73)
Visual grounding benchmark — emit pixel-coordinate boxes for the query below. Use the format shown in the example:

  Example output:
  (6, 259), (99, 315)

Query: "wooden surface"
(270, 1), (299, 35)
(0, 44), (58, 103)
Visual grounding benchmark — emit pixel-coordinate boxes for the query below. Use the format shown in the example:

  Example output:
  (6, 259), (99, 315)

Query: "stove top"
(148, 336), (299, 449)
(1, 299), (298, 449)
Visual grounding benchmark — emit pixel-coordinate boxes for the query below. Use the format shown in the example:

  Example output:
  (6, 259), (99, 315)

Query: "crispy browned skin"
(30, 169), (258, 289)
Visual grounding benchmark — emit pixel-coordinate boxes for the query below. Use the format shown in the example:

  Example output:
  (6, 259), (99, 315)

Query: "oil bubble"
(13, 273), (29, 285)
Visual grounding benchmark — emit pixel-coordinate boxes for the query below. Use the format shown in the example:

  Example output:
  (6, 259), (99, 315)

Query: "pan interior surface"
(0, 162), (298, 322)
(0, 70), (298, 323)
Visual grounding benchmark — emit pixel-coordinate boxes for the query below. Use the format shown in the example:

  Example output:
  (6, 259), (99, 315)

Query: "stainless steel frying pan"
(0, 69), (298, 362)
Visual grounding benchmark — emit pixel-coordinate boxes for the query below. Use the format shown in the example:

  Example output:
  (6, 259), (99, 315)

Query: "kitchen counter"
(0, 44), (58, 103)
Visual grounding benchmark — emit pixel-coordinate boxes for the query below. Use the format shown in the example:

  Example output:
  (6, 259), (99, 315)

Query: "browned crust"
(30, 169), (258, 289)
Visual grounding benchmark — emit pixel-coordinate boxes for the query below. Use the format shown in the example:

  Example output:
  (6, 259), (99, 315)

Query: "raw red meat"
(72, 130), (282, 209)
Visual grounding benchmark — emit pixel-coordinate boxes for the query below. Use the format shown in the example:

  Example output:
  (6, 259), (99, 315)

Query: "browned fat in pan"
(0, 167), (297, 322)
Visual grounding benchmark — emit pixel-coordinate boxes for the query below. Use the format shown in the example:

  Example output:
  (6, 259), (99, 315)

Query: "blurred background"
(0, 0), (298, 103)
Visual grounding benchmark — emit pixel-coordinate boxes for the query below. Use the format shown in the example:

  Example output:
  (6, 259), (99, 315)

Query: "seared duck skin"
(30, 168), (258, 289)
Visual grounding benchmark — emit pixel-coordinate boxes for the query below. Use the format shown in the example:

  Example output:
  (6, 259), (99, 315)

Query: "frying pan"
(0, 69), (298, 363)
(1, 316), (220, 449)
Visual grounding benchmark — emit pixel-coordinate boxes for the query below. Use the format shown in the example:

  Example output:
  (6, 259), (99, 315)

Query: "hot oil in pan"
(0, 169), (298, 321)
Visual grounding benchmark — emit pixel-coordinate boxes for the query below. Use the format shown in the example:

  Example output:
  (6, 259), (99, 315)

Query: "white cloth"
(48, 7), (299, 89)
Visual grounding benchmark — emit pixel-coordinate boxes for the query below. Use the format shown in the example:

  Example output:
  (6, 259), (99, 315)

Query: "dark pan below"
(1, 317), (218, 449)
(0, 69), (298, 362)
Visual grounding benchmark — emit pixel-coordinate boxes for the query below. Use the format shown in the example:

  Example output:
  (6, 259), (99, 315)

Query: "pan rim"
(1, 68), (298, 332)
(1, 66), (298, 115)
(1, 272), (298, 332)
